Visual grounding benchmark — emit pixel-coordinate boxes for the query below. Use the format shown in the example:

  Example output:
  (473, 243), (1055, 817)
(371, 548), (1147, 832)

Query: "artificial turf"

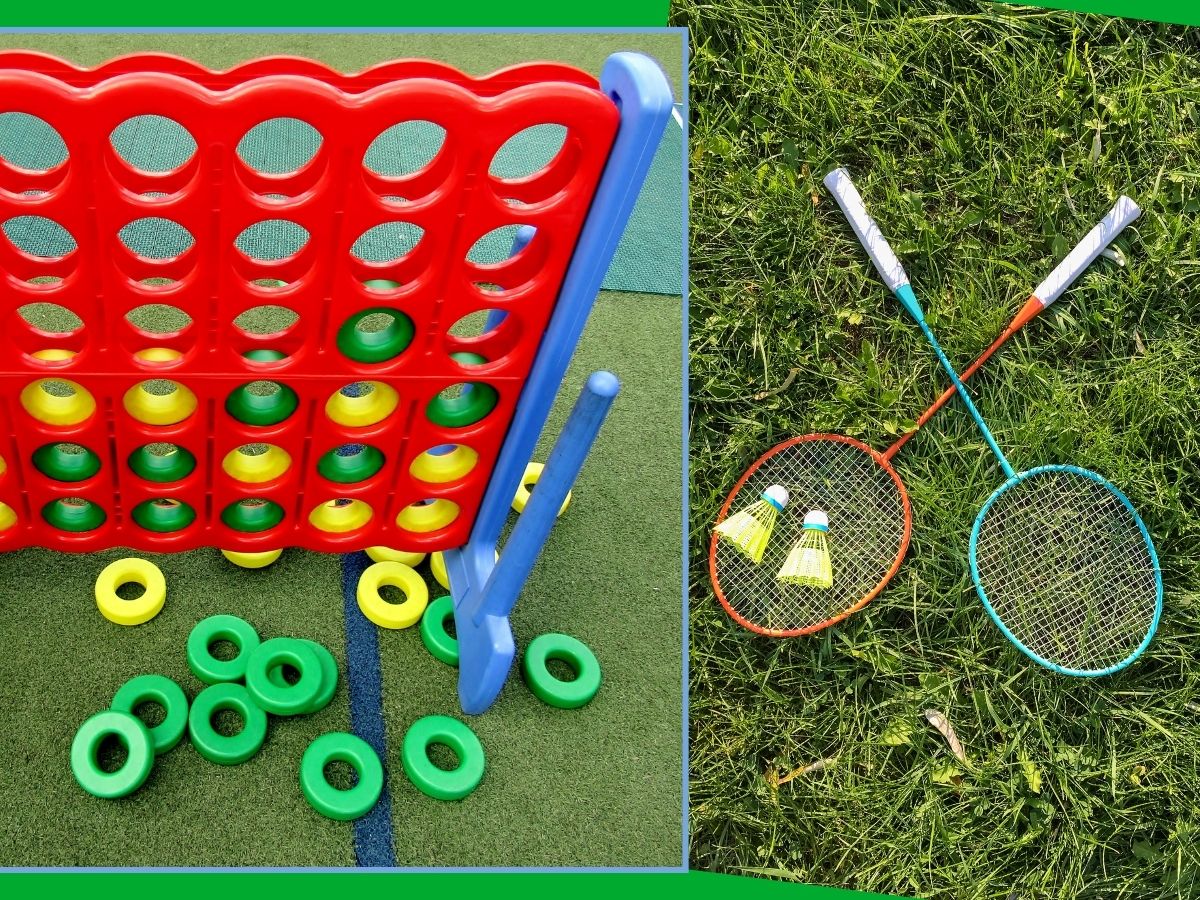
(681, 1), (1200, 897)
(0, 289), (683, 867)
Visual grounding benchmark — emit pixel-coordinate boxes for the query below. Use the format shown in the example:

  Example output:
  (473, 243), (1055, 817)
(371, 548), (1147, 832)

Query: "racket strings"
(973, 469), (1159, 672)
(712, 439), (908, 634)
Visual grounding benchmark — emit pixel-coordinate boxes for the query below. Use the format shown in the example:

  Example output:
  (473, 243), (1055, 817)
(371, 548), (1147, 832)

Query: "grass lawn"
(680, 1), (1200, 897)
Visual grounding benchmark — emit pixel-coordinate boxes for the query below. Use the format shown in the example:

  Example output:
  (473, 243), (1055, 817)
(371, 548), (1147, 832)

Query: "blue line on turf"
(341, 550), (397, 867)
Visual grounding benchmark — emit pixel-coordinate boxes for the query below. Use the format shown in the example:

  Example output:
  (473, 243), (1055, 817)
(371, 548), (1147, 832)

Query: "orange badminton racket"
(710, 195), (1141, 637)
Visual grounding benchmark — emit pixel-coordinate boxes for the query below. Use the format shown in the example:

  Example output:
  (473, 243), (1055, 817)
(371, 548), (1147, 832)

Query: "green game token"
(300, 732), (384, 820)
(32, 442), (101, 482)
(225, 381), (298, 426)
(70, 709), (155, 798)
(128, 443), (196, 483)
(42, 498), (106, 532)
(245, 638), (324, 716)
(420, 595), (459, 666)
(131, 498), (196, 533)
(221, 499), (285, 533)
(337, 307), (415, 364)
(188, 682), (268, 765)
(400, 715), (485, 801)
(522, 633), (602, 710)
(243, 349), (287, 363)
(425, 354), (498, 428)
(267, 639), (338, 714)
(187, 614), (261, 684)
(316, 444), (384, 484)
(111, 674), (189, 755)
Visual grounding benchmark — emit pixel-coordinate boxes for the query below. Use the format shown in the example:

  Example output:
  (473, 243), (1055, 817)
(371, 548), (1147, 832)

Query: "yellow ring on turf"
(366, 546), (426, 566)
(409, 445), (479, 484)
(31, 348), (77, 362)
(395, 499), (459, 534)
(222, 444), (292, 484)
(309, 499), (374, 534)
(134, 347), (183, 364)
(0, 503), (16, 531)
(512, 462), (571, 517)
(430, 549), (497, 591)
(95, 558), (166, 626)
(325, 382), (399, 428)
(221, 548), (283, 569)
(123, 380), (197, 426)
(356, 561), (429, 629)
(20, 378), (96, 426)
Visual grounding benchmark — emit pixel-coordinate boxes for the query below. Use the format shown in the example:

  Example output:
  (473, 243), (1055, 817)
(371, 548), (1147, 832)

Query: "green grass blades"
(680, 0), (1200, 896)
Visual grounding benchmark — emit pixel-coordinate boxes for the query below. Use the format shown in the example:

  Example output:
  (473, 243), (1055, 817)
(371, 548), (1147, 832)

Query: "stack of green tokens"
(70, 673), (189, 799)
(185, 614), (340, 766)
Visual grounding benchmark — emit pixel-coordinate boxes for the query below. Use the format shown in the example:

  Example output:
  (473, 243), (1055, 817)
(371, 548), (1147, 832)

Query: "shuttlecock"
(714, 484), (789, 564)
(778, 509), (832, 589)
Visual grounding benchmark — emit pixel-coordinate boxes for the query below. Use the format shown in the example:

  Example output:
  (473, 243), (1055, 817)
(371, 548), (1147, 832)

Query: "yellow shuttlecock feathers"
(778, 509), (832, 589)
(714, 485), (789, 564)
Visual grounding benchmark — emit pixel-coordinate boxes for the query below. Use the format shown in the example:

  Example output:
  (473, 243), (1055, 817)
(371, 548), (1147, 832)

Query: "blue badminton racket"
(825, 167), (1162, 676)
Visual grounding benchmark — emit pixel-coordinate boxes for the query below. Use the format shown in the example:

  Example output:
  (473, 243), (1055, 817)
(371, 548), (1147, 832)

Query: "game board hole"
(426, 742), (460, 772)
(0, 112), (68, 173)
(213, 708), (245, 738)
(233, 305), (299, 336)
(119, 217), (194, 261)
(126, 303), (192, 337)
(466, 225), (525, 265)
(96, 733), (129, 774)
(115, 580), (147, 602)
(323, 759), (359, 791)
(110, 115), (197, 174)
(2, 215), (76, 260)
(489, 124), (568, 179)
(132, 700), (167, 729)
(237, 118), (323, 176)
(447, 310), (493, 339)
(546, 657), (579, 682)
(472, 281), (506, 295)
(235, 220), (310, 263)
(351, 222), (425, 264)
(208, 639), (239, 662)
(18, 302), (82, 335)
(364, 121), (446, 177)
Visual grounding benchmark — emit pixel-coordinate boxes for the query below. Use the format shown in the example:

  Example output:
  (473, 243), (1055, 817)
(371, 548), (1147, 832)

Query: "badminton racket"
(710, 188), (1141, 638)
(826, 167), (1162, 676)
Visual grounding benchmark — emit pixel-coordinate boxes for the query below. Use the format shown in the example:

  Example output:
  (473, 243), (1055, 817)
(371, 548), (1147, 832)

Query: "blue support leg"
(455, 371), (620, 714)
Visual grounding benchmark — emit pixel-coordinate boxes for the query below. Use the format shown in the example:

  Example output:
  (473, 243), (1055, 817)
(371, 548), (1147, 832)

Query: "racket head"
(969, 464), (1163, 677)
(709, 434), (912, 636)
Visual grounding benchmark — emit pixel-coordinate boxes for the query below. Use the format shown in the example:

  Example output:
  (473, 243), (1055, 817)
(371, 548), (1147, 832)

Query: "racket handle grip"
(824, 168), (920, 317)
(1032, 195), (1141, 307)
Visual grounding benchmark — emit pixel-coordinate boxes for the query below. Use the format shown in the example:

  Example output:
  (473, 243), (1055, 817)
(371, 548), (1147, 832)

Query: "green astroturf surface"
(0, 290), (683, 867)
(682, 0), (1200, 897)
(0, 32), (684, 295)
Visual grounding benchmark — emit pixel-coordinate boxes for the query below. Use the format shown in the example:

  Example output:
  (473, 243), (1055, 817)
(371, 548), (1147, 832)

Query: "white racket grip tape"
(1032, 195), (1141, 307)
(823, 167), (909, 292)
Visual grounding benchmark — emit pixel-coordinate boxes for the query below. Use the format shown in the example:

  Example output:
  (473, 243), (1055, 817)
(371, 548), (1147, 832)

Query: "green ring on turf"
(401, 715), (485, 801)
(187, 614), (261, 684)
(268, 639), (338, 714)
(111, 674), (189, 755)
(32, 442), (101, 482)
(316, 445), (385, 484)
(245, 638), (324, 716)
(131, 498), (196, 533)
(225, 381), (298, 426)
(243, 349), (287, 363)
(521, 633), (602, 710)
(425, 354), (498, 428)
(42, 498), (106, 532)
(221, 499), (285, 533)
(70, 709), (155, 798)
(337, 308), (415, 364)
(299, 732), (384, 820)
(188, 682), (268, 765)
(128, 444), (196, 483)
(420, 595), (459, 666)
